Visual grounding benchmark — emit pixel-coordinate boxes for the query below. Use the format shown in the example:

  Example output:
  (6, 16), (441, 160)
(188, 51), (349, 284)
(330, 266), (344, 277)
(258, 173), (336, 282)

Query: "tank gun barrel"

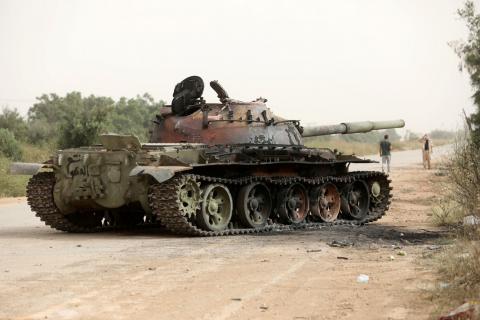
(301, 119), (405, 137)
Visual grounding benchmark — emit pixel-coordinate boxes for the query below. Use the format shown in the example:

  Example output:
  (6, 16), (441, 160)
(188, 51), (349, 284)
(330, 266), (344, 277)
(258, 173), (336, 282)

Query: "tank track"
(27, 171), (391, 235)
(148, 171), (392, 236)
(26, 172), (104, 232)
(27, 172), (148, 233)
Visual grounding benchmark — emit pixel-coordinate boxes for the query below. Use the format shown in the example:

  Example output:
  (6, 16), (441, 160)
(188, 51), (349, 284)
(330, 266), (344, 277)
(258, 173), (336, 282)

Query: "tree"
(57, 93), (113, 148)
(25, 91), (164, 147)
(404, 130), (419, 141)
(27, 94), (69, 144)
(0, 107), (28, 141)
(429, 130), (455, 140)
(105, 93), (163, 141)
(452, 1), (480, 144)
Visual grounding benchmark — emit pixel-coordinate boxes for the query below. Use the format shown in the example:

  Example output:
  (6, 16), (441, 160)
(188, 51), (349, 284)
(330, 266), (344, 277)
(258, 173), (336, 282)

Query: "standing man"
(419, 134), (433, 170)
(379, 134), (391, 173)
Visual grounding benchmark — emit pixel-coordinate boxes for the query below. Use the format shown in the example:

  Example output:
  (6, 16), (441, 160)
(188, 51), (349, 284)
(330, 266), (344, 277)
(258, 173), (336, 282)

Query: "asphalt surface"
(350, 143), (451, 171)
(0, 146), (450, 320)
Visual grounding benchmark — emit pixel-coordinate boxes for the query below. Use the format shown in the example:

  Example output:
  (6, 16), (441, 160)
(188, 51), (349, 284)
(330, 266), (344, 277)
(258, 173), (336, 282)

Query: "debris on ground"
(356, 274), (369, 283)
(337, 256), (349, 260)
(427, 245), (442, 251)
(260, 304), (269, 310)
(438, 302), (480, 320)
(389, 255), (395, 261)
(306, 249), (322, 253)
(463, 215), (480, 226)
(397, 250), (407, 256)
(439, 282), (450, 289)
(328, 240), (354, 248)
(434, 168), (448, 177)
(231, 298), (242, 301)
(76, 244), (82, 247)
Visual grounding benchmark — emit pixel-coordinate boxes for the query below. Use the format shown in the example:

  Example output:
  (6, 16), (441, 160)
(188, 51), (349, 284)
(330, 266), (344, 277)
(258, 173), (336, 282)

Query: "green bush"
(0, 107), (28, 141)
(0, 128), (23, 160)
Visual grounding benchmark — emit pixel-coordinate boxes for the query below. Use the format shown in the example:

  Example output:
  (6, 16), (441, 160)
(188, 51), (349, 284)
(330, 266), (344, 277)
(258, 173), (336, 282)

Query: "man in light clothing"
(419, 134), (433, 169)
(379, 134), (391, 173)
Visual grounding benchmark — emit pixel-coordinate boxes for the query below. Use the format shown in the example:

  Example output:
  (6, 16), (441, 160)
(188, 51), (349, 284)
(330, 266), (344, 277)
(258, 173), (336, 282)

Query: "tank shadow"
(0, 222), (448, 247)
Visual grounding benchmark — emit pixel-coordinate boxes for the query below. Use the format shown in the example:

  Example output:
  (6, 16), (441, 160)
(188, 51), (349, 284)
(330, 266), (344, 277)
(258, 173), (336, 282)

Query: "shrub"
(445, 133), (480, 219)
(0, 128), (23, 160)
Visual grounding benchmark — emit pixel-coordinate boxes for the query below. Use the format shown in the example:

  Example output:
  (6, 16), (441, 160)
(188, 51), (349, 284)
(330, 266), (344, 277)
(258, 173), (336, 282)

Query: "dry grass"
(0, 156), (29, 197)
(430, 238), (480, 316)
(431, 200), (466, 226)
(0, 143), (53, 197)
(427, 134), (480, 317)
(304, 139), (377, 155)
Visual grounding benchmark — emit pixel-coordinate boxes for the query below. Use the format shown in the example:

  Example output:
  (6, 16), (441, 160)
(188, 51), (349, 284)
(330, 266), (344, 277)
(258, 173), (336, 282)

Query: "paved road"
(350, 144), (452, 171)
(0, 147), (448, 320)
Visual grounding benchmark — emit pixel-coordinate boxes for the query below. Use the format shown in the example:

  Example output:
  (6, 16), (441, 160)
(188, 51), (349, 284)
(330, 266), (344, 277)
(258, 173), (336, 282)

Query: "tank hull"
(23, 143), (391, 235)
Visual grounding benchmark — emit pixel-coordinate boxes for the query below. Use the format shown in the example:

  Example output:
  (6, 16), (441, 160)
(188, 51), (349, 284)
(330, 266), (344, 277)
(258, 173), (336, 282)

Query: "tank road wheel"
(277, 183), (309, 224)
(237, 182), (272, 228)
(341, 180), (370, 221)
(196, 184), (233, 231)
(310, 183), (341, 222)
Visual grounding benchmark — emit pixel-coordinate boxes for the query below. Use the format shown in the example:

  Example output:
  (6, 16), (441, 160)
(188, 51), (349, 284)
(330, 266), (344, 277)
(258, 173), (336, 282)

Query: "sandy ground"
(0, 148), (450, 320)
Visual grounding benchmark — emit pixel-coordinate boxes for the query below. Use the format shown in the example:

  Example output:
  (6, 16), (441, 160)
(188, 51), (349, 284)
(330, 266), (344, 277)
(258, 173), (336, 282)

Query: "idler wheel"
(277, 183), (309, 224)
(341, 180), (370, 221)
(196, 183), (233, 231)
(237, 182), (272, 228)
(310, 183), (341, 222)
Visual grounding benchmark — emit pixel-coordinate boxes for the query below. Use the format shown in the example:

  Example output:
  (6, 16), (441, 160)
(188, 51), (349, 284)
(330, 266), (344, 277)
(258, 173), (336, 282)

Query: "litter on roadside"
(328, 240), (354, 248)
(357, 274), (369, 283)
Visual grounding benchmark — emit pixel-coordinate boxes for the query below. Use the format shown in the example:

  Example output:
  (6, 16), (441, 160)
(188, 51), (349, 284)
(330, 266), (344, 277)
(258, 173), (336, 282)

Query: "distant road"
(350, 144), (452, 171)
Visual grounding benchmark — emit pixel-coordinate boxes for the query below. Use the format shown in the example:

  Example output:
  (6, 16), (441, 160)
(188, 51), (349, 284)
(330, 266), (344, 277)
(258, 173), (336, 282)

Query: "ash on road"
(0, 148), (449, 320)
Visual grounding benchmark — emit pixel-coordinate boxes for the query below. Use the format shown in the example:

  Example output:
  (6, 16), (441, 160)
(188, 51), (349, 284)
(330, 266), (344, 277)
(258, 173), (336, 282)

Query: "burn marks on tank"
(285, 124), (302, 145)
(251, 134), (275, 145)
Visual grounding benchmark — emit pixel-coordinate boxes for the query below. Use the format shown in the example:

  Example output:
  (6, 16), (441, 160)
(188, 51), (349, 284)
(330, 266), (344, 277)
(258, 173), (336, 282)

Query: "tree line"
(0, 92), (164, 160)
(453, 0), (480, 145)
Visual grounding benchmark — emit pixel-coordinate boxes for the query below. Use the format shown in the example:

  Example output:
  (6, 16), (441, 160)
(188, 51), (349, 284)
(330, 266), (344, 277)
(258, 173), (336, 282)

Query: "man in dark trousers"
(379, 134), (391, 173)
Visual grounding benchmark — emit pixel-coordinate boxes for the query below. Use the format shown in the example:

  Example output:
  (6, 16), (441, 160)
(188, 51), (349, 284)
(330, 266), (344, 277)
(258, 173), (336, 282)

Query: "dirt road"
(0, 148), (449, 320)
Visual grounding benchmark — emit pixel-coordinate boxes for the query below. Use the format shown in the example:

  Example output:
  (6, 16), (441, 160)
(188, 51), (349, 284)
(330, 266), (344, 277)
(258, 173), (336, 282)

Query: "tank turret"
(150, 77), (405, 146)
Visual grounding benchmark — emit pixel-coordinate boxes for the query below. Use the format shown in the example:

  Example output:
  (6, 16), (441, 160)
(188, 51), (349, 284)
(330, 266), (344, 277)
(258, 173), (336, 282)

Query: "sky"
(0, 0), (477, 133)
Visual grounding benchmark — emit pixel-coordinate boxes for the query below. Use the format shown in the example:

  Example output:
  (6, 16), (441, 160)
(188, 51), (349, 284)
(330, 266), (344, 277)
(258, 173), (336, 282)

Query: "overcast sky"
(0, 0), (477, 133)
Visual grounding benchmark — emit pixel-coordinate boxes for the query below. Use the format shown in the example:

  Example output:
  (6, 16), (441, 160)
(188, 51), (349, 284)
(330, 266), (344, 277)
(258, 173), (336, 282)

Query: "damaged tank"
(10, 76), (405, 236)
